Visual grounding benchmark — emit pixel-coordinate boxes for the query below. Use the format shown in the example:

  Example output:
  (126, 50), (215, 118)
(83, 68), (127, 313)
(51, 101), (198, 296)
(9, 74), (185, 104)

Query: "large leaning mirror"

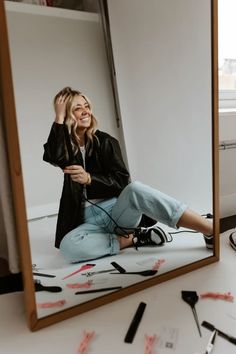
(0, 0), (219, 330)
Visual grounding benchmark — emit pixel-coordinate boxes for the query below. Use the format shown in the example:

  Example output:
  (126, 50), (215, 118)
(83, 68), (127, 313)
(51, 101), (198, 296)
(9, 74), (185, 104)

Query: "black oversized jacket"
(43, 122), (130, 248)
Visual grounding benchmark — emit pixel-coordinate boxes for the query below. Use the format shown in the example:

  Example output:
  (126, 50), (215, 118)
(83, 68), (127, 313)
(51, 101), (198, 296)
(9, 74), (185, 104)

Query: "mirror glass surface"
(3, 0), (218, 328)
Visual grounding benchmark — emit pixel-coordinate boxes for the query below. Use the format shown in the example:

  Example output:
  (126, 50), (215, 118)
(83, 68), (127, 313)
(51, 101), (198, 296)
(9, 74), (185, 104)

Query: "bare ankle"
(118, 234), (133, 249)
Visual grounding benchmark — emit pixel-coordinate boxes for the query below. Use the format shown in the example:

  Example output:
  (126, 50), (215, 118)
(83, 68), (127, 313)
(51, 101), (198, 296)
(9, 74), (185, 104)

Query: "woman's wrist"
(54, 116), (65, 124)
(86, 173), (91, 185)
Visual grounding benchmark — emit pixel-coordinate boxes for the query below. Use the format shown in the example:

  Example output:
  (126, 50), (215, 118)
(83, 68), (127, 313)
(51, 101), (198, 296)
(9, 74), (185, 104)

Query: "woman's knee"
(125, 180), (143, 196)
(59, 231), (120, 263)
(59, 233), (91, 263)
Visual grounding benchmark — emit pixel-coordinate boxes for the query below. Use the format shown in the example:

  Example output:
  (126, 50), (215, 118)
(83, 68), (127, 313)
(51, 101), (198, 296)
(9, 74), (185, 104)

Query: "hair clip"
(200, 291), (234, 302)
(152, 259), (165, 270)
(77, 330), (95, 354)
(66, 281), (92, 289)
(144, 334), (158, 354)
(37, 300), (66, 309)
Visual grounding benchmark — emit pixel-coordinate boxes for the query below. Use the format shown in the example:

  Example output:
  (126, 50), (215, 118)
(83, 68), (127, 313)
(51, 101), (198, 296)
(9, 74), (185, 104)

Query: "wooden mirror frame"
(0, 0), (219, 331)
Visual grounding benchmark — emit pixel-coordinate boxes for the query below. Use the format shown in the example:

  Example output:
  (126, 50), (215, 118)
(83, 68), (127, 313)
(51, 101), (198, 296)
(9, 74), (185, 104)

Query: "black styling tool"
(33, 272), (56, 278)
(75, 286), (122, 295)
(34, 280), (62, 293)
(111, 269), (157, 276)
(202, 320), (236, 345)
(181, 291), (202, 337)
(124, 302), (147, 343)
(111, 261), (126, 273)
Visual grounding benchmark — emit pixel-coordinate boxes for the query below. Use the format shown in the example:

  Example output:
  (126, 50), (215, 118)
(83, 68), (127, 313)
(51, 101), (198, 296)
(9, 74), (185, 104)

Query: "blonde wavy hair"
(54, 87), (98, 155)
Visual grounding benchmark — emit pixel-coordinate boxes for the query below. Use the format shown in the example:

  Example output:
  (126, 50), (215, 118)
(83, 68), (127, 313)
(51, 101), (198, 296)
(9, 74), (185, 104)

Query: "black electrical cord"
(84, 197), (137, 237)
(169, 230), (199, 235)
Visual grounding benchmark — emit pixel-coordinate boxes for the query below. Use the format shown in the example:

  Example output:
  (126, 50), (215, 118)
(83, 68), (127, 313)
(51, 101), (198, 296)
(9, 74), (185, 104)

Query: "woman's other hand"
(64, 165), (91, 185)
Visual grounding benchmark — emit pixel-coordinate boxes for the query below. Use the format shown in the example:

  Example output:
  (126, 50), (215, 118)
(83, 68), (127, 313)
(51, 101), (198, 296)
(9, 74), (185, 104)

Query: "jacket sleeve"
(87, 135), (130, 198)
(43, 122), (71, 169)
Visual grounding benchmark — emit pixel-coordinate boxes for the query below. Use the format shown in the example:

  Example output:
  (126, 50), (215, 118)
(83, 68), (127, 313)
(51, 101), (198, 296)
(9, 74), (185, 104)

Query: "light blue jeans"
(60, 181), (187, 263)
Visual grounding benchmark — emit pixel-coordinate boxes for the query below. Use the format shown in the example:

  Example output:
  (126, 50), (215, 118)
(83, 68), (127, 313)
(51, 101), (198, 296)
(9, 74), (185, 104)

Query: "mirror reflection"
(4, 0), (214, 319)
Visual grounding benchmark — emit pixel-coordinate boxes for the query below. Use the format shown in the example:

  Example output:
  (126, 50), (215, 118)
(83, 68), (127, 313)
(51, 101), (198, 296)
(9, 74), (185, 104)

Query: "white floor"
(1, 229), (236, 354)
(28, 216), (211, 318)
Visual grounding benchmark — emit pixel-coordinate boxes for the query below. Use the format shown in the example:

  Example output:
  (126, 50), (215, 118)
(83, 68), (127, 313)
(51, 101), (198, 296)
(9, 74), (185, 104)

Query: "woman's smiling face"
(72, 95), (92, 130)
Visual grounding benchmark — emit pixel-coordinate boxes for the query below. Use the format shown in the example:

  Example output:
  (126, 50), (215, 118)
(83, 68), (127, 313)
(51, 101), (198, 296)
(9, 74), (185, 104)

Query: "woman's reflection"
(43, 87), (213, 264)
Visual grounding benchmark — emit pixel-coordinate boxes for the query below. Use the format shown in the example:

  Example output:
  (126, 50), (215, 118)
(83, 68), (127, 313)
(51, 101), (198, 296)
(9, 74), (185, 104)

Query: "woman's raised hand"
(54, 93), (70, 124)
(64, 165), (91, 185)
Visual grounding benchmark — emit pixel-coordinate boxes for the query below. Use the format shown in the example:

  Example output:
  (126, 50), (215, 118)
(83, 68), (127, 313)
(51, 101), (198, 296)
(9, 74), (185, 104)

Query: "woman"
(43, 87), (213, 263)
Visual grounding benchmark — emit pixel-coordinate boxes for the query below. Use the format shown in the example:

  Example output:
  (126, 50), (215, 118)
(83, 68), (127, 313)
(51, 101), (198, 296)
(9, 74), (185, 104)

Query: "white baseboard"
(220, 193), (236, 218)
(27, 202), (59, 220)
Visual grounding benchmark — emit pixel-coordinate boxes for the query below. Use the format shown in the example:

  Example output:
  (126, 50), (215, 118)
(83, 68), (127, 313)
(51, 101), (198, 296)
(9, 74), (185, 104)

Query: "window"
(218, 0), (236, 109)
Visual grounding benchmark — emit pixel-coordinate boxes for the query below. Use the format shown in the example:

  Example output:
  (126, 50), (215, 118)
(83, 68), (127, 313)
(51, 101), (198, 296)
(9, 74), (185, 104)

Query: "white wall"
(5, 2), (123, 219)
(107, 0), (212, 212)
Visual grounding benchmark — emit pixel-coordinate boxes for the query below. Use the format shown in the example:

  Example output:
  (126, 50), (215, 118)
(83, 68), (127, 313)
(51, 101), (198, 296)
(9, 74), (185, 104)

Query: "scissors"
(81, 269), (114, 277)
(32, 264), (44, 272)
(205, 329), (217, 354)
(32, 264), (56, 278)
